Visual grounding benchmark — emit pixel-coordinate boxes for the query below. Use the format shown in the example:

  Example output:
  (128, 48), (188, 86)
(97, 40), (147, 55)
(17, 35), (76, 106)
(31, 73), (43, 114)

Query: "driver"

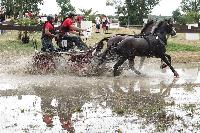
(41, 15), (56, 52)
(60, 12), (88, 51)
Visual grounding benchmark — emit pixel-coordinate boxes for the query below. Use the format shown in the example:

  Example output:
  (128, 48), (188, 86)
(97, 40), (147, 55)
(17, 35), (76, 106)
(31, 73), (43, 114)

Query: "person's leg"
(68, 36), (88, 51)
(96, 24), (98, 33)
(41, 38), (47, 52)
(103, 26), (106, 33)
(41, 38), (55, 52)
(98, 24), (100, 32)
(106, 26), (109, 33)
(96, 24), (100, 33)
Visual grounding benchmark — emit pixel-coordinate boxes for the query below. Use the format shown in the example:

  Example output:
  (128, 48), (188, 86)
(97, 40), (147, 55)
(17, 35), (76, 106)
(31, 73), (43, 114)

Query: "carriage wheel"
(33, 53), (56, 74)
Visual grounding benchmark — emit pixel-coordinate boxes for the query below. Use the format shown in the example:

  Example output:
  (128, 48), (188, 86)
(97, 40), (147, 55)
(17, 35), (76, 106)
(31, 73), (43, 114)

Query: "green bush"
(16, 18), (39, 26)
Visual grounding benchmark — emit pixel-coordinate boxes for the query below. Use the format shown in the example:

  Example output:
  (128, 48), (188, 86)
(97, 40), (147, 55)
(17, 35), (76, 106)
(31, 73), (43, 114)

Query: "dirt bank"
(170, 51), (200, 63)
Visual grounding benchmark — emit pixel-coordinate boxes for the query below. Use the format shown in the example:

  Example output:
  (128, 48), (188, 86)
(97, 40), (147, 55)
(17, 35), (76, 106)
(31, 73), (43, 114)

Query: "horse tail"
(100, 36), (110, 42)
(94, 37), (110, 53)
(116, 34), (128, 36)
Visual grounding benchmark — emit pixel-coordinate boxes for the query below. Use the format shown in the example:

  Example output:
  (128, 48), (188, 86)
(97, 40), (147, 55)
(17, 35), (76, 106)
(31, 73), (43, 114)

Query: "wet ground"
(0, 57), (200, 133)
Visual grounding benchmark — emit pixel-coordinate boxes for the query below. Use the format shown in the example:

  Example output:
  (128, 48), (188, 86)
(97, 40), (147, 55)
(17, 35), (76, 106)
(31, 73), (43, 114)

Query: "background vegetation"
(1, 0), (199, 25)
(0, 28), (200, 56)
(172, 0), (200, 24)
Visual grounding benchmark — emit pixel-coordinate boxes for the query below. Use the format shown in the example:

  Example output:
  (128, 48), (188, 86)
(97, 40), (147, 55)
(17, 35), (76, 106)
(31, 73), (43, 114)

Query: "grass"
(0, 28), (200, 56)
(0, 31), (40, 56)
(0, 40), (35, 54)
(167, 42), (200, 52)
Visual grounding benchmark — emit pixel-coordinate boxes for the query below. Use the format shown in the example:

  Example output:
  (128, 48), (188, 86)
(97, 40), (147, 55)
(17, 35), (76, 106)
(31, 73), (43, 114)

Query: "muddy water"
(0, 58), (200, 133)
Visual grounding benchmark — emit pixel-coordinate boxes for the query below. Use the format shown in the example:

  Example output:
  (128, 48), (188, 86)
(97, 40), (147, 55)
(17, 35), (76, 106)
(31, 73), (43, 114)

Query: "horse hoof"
(174, 71), (179, 78)
(135, 71), (141, 75)
(160, 63), (168, 69)
(114, 71), (121, 77)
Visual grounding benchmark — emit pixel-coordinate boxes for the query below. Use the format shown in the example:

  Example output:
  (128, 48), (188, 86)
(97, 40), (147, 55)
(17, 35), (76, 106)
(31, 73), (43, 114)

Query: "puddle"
(0, 62), (200, 132)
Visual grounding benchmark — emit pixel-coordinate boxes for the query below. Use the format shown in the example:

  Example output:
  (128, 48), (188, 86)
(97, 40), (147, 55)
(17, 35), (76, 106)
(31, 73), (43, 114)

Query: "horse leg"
(129, 56), (141, 75)
(160, 54), (171, 69)
(165, 54), (171, 64)
(139, 57), (145, 70)
(113, 56), (127, 76)
(160, 54), (179, 77)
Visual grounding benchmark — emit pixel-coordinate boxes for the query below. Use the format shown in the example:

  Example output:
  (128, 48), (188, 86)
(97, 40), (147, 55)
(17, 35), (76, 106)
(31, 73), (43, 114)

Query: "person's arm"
(69, 30), (85, 36)
(44, 28), (55, 38)
(69, 30), (80, 35)
(70, 25), (86, 32)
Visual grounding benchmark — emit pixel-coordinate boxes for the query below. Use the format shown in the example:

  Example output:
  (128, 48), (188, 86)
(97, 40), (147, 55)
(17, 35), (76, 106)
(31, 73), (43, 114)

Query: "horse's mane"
(140, 20), (154, 34)
(152, 20), (165, 33)
(95, 37), (110, 48)
(157, 21), (164, 28)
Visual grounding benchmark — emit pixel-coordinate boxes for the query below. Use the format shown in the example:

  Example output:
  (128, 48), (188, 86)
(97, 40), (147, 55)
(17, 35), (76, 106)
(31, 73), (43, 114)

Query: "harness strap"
(143, 35), (155, 56)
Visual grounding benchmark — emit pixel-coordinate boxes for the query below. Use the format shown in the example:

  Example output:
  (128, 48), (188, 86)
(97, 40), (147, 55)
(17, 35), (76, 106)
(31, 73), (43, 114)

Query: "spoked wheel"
(67, 53), (93, 74)
(32, 52), (56, 74)
(69, 60), (88, 72)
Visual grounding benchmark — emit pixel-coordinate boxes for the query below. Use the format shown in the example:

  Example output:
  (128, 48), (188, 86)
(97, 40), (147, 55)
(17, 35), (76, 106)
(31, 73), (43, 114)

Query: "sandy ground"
(170, 51), (200, 63)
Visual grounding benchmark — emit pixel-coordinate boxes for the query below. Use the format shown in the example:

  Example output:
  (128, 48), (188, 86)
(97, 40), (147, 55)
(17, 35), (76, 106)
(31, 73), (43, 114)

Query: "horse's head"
(166, 19), (176, 36)
(155, 19), (176, 37)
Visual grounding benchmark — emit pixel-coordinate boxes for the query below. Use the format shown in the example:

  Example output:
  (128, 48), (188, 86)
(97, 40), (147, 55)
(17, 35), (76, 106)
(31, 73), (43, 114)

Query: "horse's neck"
(146, 25), (154, 33)
(156, 32), (167, 44)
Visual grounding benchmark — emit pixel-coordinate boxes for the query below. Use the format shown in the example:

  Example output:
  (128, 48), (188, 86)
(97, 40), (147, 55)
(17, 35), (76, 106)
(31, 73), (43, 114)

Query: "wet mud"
(0, 57), (200, 132)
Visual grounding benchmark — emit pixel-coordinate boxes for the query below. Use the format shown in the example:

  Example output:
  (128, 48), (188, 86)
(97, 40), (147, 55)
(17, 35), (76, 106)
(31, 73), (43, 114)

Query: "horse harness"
(142, 34), (166, 57)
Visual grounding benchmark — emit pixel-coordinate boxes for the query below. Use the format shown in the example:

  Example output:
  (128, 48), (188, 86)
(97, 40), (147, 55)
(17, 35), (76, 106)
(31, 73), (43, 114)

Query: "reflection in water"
(0, 64), (200, 132)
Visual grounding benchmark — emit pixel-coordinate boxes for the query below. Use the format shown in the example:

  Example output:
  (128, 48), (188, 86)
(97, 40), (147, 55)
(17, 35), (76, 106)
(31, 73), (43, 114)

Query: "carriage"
(31, 33), (104, 74)
(32, 19), (179, 77)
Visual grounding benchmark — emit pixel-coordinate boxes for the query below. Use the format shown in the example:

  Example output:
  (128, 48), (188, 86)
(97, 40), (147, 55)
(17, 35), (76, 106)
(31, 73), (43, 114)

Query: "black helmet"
(68, 11), (77, 18)
(47, 15), (54, 21)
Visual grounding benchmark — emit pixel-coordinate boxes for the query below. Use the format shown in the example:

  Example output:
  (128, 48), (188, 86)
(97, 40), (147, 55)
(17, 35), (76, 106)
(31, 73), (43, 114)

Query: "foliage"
(183, 11), (200, 23)
(173, 0), (200, 24)
(118, 16), (127, 26)
(16, 18), (39, 26)
(181, 0), (200, 12)
(1, 0), (43, 18)
(79, 8), (98, 21)
(56, 0), (75, 17)
(172, 9), (187, 25)
(172, 9), (182, 23)
(106, 0), (115, 6)
(172, 11), (200, 24)
(108, 0), (160, 25)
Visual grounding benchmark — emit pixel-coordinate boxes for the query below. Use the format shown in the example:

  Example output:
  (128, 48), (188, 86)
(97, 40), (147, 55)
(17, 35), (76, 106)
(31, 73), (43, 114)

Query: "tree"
(107, 0), (161, 25)
(1, 0), (44, 18)
(181, 0), (200, 12)
(172, 9), (182, 22)
(79, 8), (97, 21)
(183, 11), (200, 23)
(180, 0), (200, 23)
(56, 0), (75, 16)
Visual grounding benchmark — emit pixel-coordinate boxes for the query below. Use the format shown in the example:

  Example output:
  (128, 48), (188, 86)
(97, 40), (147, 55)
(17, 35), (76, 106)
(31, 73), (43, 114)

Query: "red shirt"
(42, 21), (54, 38)
(76, 15), (83, 23)
(61, 18), (74, 31)
(44, 22), (54, 31)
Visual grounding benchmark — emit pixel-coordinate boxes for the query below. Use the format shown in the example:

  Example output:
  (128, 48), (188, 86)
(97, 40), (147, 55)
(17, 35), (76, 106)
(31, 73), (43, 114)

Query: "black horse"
(98, 19), (179, 77)
(95, 20), (157, 68)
